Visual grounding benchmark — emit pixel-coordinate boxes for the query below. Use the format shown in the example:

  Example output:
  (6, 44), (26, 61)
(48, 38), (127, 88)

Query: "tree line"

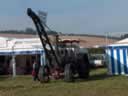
(0, 28), (121, 40)
(0, 28), (59, 35)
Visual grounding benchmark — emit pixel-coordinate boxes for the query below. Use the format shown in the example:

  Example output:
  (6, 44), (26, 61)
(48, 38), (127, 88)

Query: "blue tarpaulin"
(0, 49), (44, 56)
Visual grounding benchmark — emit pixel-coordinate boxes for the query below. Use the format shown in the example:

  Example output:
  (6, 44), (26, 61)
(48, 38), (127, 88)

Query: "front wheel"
(64, 63), (74, 82)
(38, 66), (50, 83)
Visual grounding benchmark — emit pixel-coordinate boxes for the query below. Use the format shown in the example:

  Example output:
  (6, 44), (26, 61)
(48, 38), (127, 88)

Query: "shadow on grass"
(74, 68), (119, 82)
(0, 75), (10, 81)
(88, 73), (111, 81)
(72, 74), (117, 83)
(0, 85), (24, 90)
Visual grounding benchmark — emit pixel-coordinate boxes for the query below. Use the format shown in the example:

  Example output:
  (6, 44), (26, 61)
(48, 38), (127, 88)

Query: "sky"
(0, 0), (128, 35)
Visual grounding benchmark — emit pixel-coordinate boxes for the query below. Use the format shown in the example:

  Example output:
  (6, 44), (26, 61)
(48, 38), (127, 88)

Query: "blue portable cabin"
(106, 39), (128, 75)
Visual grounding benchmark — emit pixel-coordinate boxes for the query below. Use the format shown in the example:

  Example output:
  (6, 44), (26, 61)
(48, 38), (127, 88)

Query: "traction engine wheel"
(64, 63), (74, 82)
(38, 66), (50, 83)
(77, 54), (90, 79)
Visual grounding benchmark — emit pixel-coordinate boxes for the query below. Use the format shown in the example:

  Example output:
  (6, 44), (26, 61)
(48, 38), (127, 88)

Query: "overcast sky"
(0, 0), (128, 35)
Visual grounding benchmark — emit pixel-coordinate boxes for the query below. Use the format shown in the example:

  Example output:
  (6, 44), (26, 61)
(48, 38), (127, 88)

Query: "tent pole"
(43, 52), (46, 66)
(12, 55), (16, 77)
(40, 52), (46, 66)
(40, 54), (43, 66)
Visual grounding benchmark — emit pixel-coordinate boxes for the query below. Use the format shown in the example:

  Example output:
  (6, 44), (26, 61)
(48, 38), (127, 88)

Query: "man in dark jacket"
(32, 61), (40, 81)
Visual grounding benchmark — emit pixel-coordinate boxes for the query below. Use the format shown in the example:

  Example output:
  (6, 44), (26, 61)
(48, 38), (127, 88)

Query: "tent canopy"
(0, 37), (45, 56)
(107, 38), (128, 47)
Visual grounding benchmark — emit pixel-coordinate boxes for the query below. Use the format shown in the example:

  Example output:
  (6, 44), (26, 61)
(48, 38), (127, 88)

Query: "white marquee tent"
(0, 37), (45, 77)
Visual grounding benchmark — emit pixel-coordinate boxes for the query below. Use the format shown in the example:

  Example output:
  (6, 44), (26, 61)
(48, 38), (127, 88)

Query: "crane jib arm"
(27, 8), (60, 66)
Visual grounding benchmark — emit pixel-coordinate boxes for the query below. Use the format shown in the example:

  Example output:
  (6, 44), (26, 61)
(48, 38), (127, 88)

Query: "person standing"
(32, 60), (39, 81)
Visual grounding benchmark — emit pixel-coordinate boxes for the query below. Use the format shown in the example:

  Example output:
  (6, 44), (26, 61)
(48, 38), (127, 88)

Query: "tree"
(121, 34), (128, 39)
(25, 28), (36, 34)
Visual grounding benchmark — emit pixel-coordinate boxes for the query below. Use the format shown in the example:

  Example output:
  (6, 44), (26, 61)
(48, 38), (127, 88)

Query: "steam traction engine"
(27, 8), (90, 82)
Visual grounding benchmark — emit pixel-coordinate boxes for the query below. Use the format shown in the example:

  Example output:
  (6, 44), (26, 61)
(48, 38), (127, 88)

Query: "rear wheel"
(78, 63), (89, 79)
(77, 54), (90, 79)
(64, 63), (74, 82)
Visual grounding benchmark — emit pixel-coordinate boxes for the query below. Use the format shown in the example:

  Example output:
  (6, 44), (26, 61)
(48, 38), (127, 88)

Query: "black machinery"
(27, 8), (90, 82)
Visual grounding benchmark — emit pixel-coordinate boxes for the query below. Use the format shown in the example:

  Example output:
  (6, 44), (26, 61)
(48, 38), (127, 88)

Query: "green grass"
(0, 68), (128, 96)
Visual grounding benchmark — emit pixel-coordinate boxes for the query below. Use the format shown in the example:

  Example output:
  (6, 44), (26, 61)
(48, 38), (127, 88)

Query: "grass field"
(0, 68), (128, 96)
